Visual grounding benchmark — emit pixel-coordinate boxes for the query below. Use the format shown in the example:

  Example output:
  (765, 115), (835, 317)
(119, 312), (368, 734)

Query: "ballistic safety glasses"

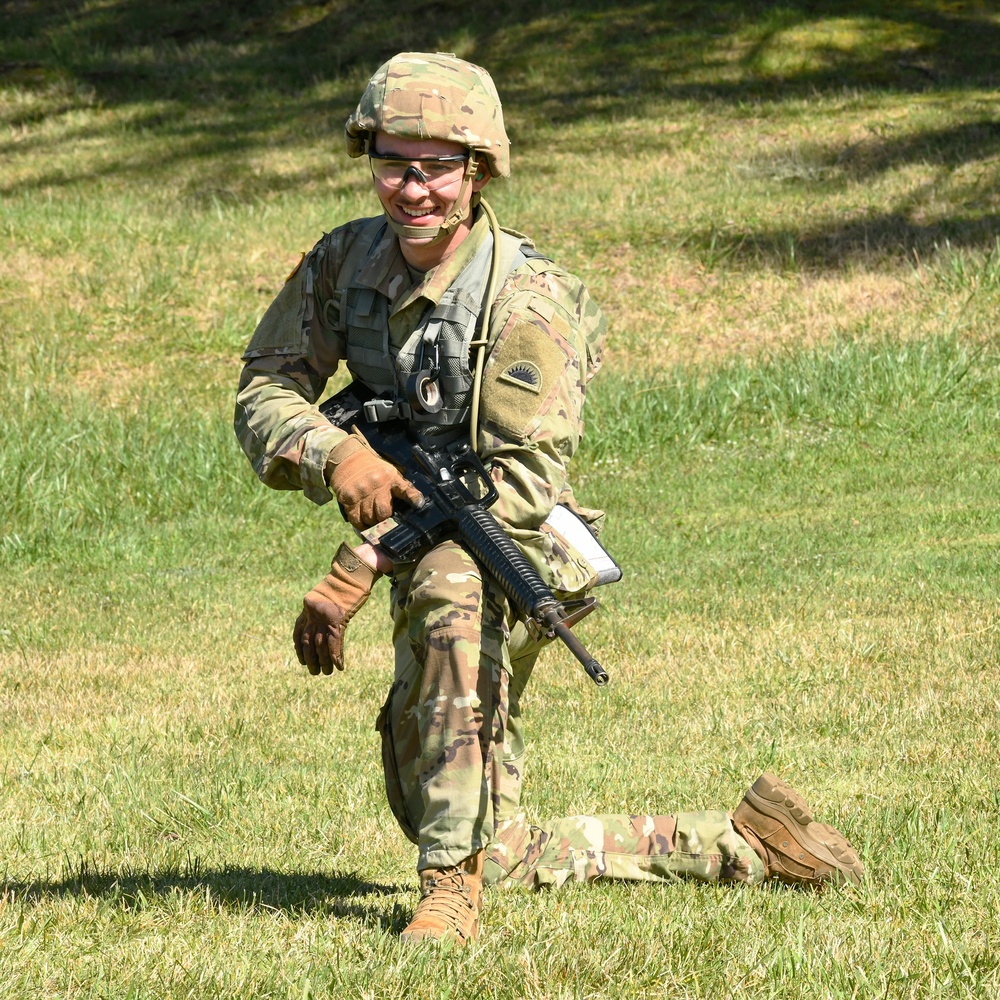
(368, 150), (471, 189)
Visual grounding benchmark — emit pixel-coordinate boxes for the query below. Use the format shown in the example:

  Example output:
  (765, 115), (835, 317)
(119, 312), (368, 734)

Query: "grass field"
(2, 1), (1000, 997)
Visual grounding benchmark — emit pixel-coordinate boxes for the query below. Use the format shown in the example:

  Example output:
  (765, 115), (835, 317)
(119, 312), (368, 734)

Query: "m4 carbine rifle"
(319, 383), (610, 686)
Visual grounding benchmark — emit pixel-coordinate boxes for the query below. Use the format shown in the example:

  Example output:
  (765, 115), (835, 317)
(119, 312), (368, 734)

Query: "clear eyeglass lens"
(369, 155), (467, 188)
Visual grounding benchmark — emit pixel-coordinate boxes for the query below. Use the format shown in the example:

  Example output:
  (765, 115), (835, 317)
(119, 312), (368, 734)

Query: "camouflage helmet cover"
(345, 51), (510, 178)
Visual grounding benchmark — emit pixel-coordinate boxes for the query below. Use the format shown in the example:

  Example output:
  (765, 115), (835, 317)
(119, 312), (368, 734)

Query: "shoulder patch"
(479, 319), (571, 441)
(242, 259), (312, 359)
(498, 360), (542, 394)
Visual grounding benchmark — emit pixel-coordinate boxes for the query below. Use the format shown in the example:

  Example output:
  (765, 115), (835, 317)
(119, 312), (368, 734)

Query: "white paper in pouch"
(541, 504), (623, 587)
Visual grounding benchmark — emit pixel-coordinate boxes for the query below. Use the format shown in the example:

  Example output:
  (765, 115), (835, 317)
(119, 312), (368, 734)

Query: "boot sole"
(742, 773), (865, 886)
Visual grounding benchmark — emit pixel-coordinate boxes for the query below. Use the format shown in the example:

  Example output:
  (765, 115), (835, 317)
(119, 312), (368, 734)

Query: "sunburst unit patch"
(479, 318), (571, 440)
(498, 360), (542, 394)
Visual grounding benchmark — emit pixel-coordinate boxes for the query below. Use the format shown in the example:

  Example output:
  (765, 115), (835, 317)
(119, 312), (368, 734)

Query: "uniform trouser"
(377, 539), (765, 886)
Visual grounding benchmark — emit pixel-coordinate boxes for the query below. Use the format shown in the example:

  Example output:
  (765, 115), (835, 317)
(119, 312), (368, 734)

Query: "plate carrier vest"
(328, 218), (548, 443)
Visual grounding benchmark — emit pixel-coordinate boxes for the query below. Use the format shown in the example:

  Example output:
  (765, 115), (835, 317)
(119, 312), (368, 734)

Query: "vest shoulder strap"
(498, 226), (553, 275)
(323, 217), (388, 338)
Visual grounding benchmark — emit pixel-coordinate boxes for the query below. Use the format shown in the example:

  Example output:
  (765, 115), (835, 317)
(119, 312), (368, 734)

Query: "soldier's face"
(370, 133), (489, 239)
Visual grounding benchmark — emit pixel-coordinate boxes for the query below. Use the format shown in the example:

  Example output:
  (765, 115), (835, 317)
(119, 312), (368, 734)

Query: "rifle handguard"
(453, 505), (609, 686)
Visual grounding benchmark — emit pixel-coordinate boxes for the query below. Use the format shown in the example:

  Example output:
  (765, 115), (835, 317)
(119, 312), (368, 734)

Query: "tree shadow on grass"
(0, 107), (371, 202)
(662, 117), (1000, 269)
(3, 0), (999, 265)
(5, 0), (999, 105)
(3, 1), (999, 142)
(1, 860), (409, 930)
(680, 211), (1000, 274)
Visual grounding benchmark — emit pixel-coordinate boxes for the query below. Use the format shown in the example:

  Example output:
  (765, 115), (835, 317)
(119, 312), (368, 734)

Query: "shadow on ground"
(1, 861), (407, 928)
(4, 0), (998, 107)
(3, 0), (998, 264)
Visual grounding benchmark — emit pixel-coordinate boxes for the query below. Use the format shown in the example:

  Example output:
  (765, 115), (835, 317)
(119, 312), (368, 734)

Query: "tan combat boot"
(400, 850), (486, 946)
(732, 773), (865, 888)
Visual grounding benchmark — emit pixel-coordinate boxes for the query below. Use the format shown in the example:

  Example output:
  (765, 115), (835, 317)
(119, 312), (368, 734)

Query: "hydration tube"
(468, 196), (503, 455)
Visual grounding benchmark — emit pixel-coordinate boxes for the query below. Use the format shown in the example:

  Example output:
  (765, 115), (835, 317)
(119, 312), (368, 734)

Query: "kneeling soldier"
(235, 51), (863, 946)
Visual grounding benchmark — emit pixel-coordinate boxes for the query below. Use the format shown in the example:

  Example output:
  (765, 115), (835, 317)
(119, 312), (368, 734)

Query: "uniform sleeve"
(233, 230), (352, 505)
(476, 265), (606, 530)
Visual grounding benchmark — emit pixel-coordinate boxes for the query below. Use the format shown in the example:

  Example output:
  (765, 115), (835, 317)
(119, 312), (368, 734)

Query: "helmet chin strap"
(384, 157), (480, 246)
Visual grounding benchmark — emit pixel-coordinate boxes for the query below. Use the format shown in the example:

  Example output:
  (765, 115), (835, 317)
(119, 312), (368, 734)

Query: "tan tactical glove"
(326, 431), (423, 530)
(293, 543), (381, 674)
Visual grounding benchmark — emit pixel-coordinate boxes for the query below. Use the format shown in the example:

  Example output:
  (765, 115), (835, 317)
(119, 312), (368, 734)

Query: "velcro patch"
(241, 263), (312, 358)
(479, 318), (571, 441)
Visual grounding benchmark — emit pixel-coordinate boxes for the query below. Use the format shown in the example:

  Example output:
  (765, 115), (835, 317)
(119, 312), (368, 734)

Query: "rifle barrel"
(547, 616), (609, 686)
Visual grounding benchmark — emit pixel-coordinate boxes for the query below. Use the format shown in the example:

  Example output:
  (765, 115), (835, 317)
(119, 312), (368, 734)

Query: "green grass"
(3, 1), (1000, 997)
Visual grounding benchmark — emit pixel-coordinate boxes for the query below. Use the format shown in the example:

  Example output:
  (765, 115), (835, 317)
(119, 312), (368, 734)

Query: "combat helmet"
(345, 51), (510, 178)
(346, 52), (509, 243)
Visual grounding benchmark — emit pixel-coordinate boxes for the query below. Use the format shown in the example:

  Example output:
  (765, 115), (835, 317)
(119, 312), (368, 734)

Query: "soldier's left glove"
(293, 543), (381, 675)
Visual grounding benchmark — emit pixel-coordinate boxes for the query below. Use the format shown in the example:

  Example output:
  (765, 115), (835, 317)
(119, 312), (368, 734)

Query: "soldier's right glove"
(293, 543), (381, 674)
(326, 432), (423, 530)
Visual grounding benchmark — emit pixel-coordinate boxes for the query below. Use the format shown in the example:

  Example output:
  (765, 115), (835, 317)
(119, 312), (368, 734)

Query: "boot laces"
(417, 867), (475, 919)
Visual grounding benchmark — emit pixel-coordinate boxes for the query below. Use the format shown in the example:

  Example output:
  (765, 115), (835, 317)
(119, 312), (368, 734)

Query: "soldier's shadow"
(1, 861), (408, 931)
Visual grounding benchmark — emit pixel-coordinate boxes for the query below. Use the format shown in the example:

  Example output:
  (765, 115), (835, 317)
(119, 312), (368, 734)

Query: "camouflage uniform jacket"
(235, 208), (607, 595)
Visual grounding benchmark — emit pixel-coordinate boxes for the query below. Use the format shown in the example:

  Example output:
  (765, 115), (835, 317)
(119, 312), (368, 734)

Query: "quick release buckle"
(363, 398), (411, 422)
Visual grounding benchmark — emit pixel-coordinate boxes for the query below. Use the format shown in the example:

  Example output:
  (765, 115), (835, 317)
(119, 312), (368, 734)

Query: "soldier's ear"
(472, 164), (491, 192)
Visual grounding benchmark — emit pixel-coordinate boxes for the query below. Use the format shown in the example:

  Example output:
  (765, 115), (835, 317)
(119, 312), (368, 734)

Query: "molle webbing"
(340, 228), (538, 432)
